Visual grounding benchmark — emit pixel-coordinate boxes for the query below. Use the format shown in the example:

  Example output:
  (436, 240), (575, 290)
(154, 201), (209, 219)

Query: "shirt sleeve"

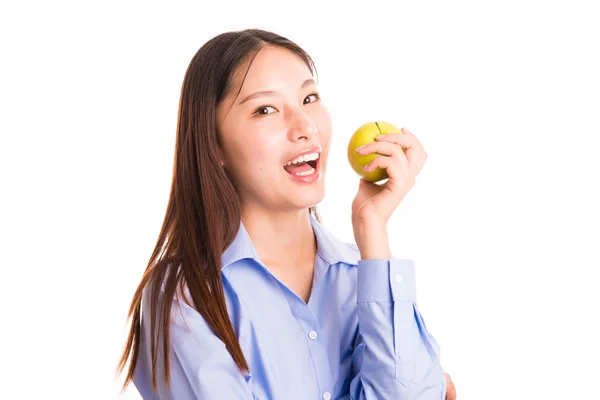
(348, 258), (447, 399)
(133, 288), (256, 400)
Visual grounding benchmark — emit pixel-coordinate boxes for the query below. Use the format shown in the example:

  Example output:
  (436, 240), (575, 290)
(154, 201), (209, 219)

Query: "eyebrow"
(238, 78), (316, 105)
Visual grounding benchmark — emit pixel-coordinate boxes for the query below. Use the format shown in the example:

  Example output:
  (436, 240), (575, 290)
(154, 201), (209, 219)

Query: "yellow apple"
(347, 121), (404, 182)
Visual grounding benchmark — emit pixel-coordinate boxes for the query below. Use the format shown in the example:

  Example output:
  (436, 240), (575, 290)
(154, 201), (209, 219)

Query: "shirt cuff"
(357, 258), (417, 303)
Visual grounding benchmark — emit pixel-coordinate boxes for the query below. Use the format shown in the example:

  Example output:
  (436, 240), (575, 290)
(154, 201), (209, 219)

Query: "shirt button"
(308, 330), (318, 340)
(395, 273), (403, 283)
(322, 392), (331, 400)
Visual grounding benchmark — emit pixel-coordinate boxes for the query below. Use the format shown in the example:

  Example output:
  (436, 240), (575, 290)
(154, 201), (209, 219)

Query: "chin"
(289, 184), (325, 210)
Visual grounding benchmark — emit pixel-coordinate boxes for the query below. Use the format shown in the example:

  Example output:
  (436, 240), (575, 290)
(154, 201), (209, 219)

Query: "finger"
(373, 127), (411, 143)
(363, 154), (413, 190)
(355, 141), (408, 172)
(375, 129), (427, 173)
(446, 384), (457, 400)
(444, 373), (457, 400)
(376, 129), (422, 154)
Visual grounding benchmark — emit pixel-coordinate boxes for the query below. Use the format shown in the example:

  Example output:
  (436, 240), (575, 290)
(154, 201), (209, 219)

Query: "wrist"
(360, 247), (392, 260)
(354, 222), (391, 260)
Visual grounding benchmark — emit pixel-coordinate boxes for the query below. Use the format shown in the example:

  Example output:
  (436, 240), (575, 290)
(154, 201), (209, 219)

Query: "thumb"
(358, 178), (373, 189)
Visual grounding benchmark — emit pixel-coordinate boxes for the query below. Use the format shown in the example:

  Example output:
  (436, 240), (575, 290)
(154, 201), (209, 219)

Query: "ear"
(216, 146), (227, 169)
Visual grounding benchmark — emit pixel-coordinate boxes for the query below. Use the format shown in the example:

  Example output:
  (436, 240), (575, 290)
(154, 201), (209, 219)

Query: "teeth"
(285, 152), (320, 166)
(293, 167), (316, 176)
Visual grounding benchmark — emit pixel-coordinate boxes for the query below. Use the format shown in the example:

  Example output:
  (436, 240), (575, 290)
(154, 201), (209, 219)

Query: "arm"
(134, 290), (255, 399)
(348, 258), (446, 399)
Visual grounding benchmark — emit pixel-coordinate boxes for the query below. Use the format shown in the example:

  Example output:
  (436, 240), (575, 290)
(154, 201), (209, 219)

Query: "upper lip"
(284, 144), (323, 164)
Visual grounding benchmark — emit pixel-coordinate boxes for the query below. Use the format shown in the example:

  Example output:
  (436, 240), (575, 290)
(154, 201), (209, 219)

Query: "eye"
(253, 105), (277, 116)
(304, 92), (320, 105)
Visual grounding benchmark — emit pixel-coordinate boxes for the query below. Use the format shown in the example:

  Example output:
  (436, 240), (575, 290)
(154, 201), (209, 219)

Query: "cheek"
(249, 150), (273, 173)
(314, 109), (332, 172)
(315, 108), (332, 149)
(315, 106), (332, 140)
(236, 139), (279, 177)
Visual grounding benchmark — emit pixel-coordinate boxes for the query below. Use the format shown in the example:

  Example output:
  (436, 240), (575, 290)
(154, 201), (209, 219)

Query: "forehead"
(235, 46), (313, 96)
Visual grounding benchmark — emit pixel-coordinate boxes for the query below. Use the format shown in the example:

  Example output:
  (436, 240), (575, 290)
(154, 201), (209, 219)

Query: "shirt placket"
(284, 290), (335, 400)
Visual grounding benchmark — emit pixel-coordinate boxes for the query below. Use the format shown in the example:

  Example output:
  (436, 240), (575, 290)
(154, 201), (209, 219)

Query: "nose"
(288, 111), (317, 141)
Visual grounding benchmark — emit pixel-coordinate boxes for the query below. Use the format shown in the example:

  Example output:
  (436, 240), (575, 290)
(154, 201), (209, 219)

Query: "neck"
(241, 205), (317, 268)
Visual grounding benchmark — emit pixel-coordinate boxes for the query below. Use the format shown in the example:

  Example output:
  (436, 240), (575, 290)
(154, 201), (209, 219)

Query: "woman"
(117, 28), (456, 400)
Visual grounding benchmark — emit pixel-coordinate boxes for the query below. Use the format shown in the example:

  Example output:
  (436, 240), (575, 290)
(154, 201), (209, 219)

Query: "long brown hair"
(116, 29), (322, 393)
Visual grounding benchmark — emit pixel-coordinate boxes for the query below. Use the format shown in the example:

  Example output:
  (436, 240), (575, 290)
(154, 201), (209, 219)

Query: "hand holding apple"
(349, 123), (428, 258)
(347, 121), (403, 183)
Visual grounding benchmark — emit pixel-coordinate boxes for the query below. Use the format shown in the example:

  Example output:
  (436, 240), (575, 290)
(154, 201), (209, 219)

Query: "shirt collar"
(221, 213), (359, 270)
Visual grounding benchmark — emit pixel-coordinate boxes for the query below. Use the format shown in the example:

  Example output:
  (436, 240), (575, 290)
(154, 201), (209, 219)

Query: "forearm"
(350, 258), (446, 399)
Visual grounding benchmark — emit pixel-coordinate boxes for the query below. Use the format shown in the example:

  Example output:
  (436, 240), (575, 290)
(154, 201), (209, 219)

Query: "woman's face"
(216, 46), (332, 214)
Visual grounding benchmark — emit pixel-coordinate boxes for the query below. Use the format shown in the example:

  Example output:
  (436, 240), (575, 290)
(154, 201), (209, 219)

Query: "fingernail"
(355, 145), (366, 152)
(375, 134), (386, 139)
(363, 164), (370, 171)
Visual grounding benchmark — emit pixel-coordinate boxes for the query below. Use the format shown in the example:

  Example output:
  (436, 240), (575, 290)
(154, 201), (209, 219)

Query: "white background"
(1, 1), (599, 399)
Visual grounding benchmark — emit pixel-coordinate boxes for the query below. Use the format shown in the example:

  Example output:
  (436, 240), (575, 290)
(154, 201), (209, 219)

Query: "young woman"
(117, 28), (456, 400)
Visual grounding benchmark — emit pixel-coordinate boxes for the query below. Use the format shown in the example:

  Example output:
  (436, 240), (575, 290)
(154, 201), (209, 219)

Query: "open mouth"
(283, 153), (320, 177)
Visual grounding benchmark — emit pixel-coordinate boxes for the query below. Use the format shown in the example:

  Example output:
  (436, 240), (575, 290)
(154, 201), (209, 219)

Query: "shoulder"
(140, 261), (242, 335)
(140, 261), (195, 318)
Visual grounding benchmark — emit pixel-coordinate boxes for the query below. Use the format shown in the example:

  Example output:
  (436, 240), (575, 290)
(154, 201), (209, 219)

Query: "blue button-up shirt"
(133, 214), (446, 399)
